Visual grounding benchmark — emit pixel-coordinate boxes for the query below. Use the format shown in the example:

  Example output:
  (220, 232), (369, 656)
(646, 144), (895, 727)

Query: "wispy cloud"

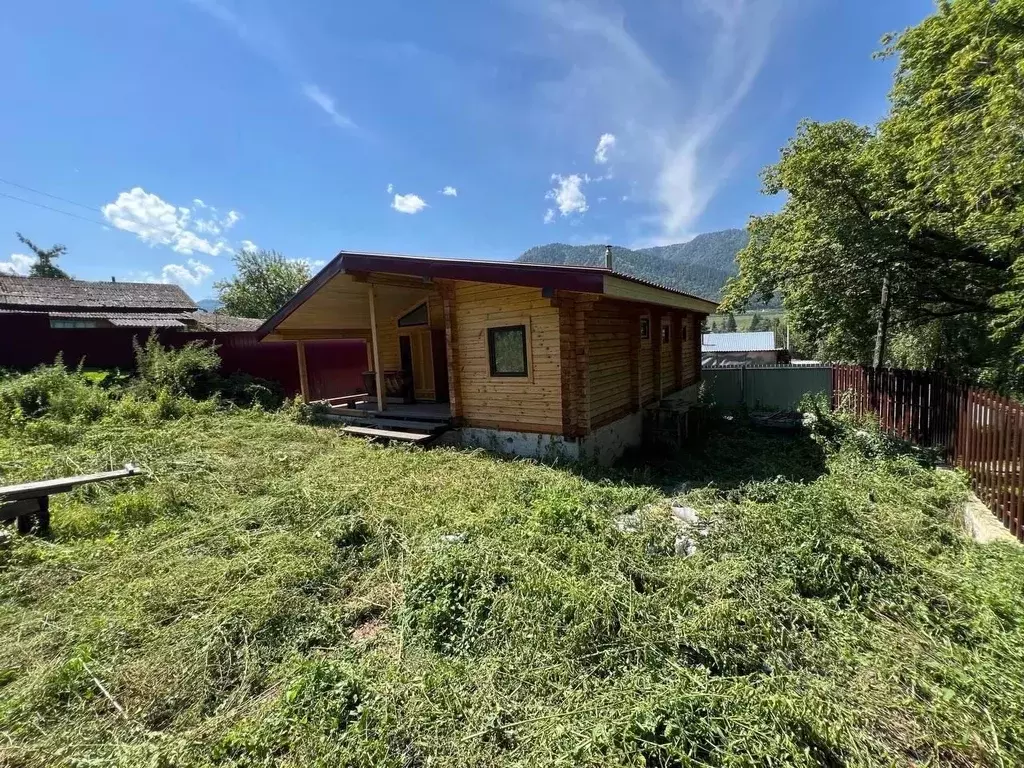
(594, 133), (616, 164)
(525, 0), (784, 240)
(186, 0), (360, 136)
(301, 83), (358, 131)
(441, 186), (458, 197)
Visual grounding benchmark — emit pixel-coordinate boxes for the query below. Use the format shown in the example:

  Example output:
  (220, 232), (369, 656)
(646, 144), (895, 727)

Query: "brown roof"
(259, 250), (719, 338)
(187, 312), (264, 332)
(0, 275), (196, 312)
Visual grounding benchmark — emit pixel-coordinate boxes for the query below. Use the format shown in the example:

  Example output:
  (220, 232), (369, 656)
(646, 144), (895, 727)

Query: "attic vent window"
(397, 302), (428, 327)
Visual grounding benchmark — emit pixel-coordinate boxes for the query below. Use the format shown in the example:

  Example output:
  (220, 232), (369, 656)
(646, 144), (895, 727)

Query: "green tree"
(724, 313), (738, 333)
(16, 232), (71, 278)
(748, 314), (763, 332)
(215, 249), (311, 319)
(709, 320), (719, 332)
(724, 0), (1023, 387)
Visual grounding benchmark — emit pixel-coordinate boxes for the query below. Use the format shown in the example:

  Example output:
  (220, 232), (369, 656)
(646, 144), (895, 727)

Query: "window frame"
(661, 322), (671, 343)
(640, 316), (651, 340)
(487, 324), (530, 378)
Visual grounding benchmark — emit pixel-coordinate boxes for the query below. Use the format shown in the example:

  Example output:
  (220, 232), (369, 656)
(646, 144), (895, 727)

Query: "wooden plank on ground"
(0, 465), (140, 502)
(341, 426), (434, 443)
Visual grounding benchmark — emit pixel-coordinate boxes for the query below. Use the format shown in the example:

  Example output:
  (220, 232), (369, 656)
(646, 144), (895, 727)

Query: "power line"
(0, 177), (102, 214)
(0, 190), (110, 228)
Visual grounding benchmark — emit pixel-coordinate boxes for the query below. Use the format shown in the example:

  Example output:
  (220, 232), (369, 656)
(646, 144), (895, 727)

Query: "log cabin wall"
(579, 300), (704, 433)
(448, 281), (563, 433)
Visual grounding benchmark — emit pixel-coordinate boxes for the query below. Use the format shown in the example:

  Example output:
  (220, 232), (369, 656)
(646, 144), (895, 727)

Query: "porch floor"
(326, 399), (452, 422)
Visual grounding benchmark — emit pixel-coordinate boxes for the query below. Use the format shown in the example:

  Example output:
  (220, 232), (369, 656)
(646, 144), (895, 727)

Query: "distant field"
(707, 310), (785, 333)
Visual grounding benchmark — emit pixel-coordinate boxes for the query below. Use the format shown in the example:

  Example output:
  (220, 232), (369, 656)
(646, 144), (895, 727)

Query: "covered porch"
(262, 270), (453, 414)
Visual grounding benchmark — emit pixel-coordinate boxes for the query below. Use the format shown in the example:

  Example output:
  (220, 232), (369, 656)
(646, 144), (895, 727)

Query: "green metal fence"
(702, 365), (832, 411)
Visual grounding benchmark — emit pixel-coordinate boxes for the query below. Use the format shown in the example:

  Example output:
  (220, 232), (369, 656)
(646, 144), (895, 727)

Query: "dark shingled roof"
(188, 312), (265, 332)
(0, 276), (196, 312)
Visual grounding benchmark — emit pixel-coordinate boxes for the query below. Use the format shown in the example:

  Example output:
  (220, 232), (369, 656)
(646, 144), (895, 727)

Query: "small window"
(488, 325), (528, 377)
(398, 302), (428, 327)
(661, 324), (671, 343)
(640, 317), (650, 340)
(681, 324), (688, 342)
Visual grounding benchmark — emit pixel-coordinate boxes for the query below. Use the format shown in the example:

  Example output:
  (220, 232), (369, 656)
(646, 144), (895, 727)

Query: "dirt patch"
(351, 617), (387, 643)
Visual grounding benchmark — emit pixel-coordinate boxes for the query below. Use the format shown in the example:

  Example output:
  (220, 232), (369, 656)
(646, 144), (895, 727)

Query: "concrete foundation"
(579, 411), (644, 466)
(456, 427), (582, 462)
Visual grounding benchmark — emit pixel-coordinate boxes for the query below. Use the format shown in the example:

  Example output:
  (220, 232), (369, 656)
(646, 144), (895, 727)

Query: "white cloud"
(239, 239), (258, 252)
(543, 208), (555, 224)
(545, 173), (589, 217)
(0, 253), (33, 276)
(386, 183), (394, 194)
(597, 196), (607, 203)
(392, 193), (428, 214)
(101, 187), (237, 257)
(526, 1), (784, 239)
(302, 83), (357, 131)
(594, 133), (616, 164)
(441, 186), (458, 197)
(161, 259), (214, 287)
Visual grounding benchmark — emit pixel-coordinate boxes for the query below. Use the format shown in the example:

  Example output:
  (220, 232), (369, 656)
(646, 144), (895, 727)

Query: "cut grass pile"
(2, 392), (1024, 765)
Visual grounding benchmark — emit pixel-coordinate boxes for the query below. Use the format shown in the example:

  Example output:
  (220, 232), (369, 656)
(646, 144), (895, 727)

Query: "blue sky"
(1, 0), (935, 299)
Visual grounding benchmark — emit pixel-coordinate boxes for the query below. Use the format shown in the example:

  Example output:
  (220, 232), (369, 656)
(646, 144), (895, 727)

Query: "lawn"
(2, 367), (1024, 766)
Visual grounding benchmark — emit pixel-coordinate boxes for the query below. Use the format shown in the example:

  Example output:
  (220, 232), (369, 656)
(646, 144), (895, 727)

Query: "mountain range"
(516, 228), (749, 301)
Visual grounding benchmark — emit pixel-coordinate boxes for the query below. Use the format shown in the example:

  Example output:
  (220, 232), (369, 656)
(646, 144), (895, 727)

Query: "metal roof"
(702, 331), (779, 353)
(0, 275), (196, 312)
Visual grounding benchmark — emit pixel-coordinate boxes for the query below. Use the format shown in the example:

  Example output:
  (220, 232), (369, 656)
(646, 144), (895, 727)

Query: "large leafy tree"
(16, 232), (71, 278)
(724, 0), (1023, 387)
(215, 249), (312, 319)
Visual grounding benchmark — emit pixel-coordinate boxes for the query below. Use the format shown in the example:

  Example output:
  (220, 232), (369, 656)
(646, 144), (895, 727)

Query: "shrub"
(0, 360), (110, 429)
(131, 333), (222, 399)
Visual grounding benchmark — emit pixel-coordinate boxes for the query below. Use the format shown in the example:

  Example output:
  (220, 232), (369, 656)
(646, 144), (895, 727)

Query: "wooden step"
(341, 426), (435, 443)
(324, 415), (447, 432)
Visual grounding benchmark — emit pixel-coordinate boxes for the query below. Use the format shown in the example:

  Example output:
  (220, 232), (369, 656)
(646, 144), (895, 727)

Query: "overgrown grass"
(2, 393), (1024, 766)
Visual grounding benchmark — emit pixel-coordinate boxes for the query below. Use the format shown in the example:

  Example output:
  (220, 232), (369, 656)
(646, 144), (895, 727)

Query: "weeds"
(0, 391), (1023, 766)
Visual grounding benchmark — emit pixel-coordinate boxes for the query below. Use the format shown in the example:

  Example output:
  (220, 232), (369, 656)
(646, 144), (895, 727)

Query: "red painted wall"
(0, 314), (366, 400)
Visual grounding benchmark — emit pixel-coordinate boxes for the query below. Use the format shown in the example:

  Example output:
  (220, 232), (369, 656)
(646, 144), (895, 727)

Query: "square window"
(640, 317), (650, 340)
(661, 324), (671, 343)
(488, 325), (528, 377)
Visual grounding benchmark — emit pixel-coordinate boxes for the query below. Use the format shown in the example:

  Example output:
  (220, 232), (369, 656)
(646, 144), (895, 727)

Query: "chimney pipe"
(605, 244), (614, 271)
(111, 276), (116, 283)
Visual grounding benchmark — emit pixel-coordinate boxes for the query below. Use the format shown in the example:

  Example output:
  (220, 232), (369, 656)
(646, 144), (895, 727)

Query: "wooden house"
(257, 249), (718, 463)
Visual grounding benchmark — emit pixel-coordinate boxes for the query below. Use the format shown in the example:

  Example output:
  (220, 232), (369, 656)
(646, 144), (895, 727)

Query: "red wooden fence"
(833, 365), (1024, 542)
(0, 313), (366, 401)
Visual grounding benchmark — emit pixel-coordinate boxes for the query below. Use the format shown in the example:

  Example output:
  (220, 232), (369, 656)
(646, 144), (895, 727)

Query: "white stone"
(440, 532), (468, 544)
(671, 506), (700, 526)
(674, 535), (697, 557)
(613, 512), (641, 534)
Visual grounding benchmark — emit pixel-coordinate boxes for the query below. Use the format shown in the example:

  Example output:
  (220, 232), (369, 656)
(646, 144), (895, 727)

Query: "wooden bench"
(0, 464), (140, 536)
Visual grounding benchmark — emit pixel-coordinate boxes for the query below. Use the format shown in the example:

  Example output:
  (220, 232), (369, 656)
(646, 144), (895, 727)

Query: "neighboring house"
(702, 331), (789, 367)
(0, 275), (365, 396)
(0, 275), (258, 332)
(258, 249), (718, 463)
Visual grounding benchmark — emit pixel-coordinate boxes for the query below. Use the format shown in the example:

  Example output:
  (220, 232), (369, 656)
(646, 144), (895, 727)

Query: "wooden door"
(400, 329), (435, 401)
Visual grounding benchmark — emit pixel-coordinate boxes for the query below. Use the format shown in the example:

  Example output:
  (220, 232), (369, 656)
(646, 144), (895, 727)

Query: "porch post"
(367, 283), (386, 412)
(296, 341), (310, 403)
